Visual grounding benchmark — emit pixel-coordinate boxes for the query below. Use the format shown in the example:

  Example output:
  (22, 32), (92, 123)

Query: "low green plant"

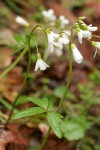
(0, 11), (100, 150)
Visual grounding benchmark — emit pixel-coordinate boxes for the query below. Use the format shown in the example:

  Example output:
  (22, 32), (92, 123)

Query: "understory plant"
(0, 9), (100, 150)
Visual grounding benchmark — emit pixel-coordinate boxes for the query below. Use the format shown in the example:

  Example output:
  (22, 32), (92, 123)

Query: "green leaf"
(29, 97), (53, 111)
(47, 112), (63, 138)
(0, 98), (18, 113)
(16, 95), (31, 106)
(10, 47), (24, 56)
(54, 86), (75, 100)
(14, 34), (24, 43)
(60, 115), (90, 141)
(12, 107), (46, 119)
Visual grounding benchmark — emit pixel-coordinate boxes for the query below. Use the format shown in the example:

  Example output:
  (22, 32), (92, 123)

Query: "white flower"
(47, 31), (69, 53)
(58, 33), (70, 45)
(88, 24), (97, 32)
(35, 53), (49, 71)
(91, 41), (100, 49)
(15, 16), (29, 26)
(71, 44), (83, 64)
(47, 31), (60, 52)
(59, 15), (69, 28)
(42, 9), (56, 21)
(47, 31), (59, 43)
(91, 41), (100, 57)
(48, 41), (63, 53)
(78, 29), (92, 44)
(76, 21), (97, 44)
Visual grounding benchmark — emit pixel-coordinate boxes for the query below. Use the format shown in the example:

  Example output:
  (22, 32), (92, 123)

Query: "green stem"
(3, 47), (31, 130)
(92, 35), (100, 38)
(39, 41), (73, 150)
(0, 49), (27, 79)
(57, 42), (73, 112)
(40, 127), (51, 150)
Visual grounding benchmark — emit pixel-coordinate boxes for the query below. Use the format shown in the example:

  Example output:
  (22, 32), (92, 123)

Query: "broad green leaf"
(29, 97), (53, 110)
(14, 34), (24, 43)
(47, 112), (63, 138)
(60, 115), (90, 141)
(61, 120), (85, 140)
(12, 107), (46, 119)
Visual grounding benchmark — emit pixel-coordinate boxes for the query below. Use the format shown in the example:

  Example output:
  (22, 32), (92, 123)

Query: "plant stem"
(3, 48), (31, 129)
(3, 38), (31, 129)
(0, 49), (27, 79)
(57, 42), (73, 112)
(40, 127), (51, 150)
(39, 41), (73, 150)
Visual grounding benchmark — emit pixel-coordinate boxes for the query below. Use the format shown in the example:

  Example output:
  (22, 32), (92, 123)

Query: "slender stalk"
(57, 42), (73, 112)
(92, 35), (100, 38)
(0, 25), (44, 79)
(3, 47), (31, 129)
(39, 41), (73, 150)
(40, 127), (51, 150)
(0, 49), (27, 79)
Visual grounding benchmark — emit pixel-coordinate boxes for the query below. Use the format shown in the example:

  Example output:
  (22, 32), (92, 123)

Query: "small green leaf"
(12, 107), (46, 119)
(29, 97), (53, 110)
(47, 112), (63, 138)
(0, 98), (18, 113)
(54, 86), (75, 100)
(14, 34), (24, 43)
(16, 95), (31, 106)
(10, 47), (24, 56)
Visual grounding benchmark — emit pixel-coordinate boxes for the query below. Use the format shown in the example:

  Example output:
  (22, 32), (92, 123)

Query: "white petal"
(88, 25), (97, 31)
(48, 32), (59, 43)
(15, 16), (29, 26)
(48, 9), (54, 15)
(48, 43), (55, 52)
(35, 61), (39, 71)
(63, 30), (71, 36)
(78, 31), (83, 44)
(55, 49), (63, 57)
(83, 30), (92, 39)
(58, 37), (69, 44)
(92, 41), (100, 49)
(96, 42), (100, 49)
(59, 15), (65, 20)
(72, 47), (83, 63)
(35, 59), (49, 71)
(42, 61), (49, 67)
(52, 32), (59, 38)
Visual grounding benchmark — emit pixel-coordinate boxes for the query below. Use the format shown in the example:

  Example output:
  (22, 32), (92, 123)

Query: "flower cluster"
(42, 9), (56, 22)
(46, 29), (70, 53)
(74, 17), (100, 56)
(35, 14), (99, 71)
(42, 9), (69, 29)
(74, 17), (97, 44)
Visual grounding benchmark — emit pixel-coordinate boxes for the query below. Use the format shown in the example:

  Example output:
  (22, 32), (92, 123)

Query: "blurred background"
(0, 0), (100, 150)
